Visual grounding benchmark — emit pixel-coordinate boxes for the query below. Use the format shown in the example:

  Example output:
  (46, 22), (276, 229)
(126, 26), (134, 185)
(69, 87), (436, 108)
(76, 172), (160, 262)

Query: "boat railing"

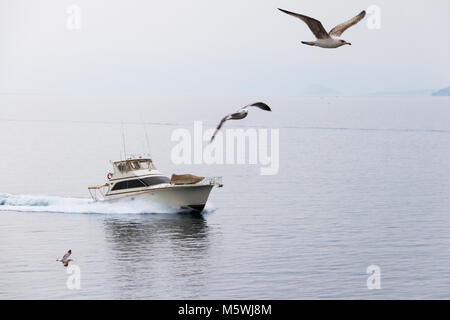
(88, 183), (109, 201)
(199, 176), (223, 187)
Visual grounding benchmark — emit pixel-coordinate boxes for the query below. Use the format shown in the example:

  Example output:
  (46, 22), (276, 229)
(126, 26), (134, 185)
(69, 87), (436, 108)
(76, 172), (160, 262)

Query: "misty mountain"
(432, 86), (450, 96)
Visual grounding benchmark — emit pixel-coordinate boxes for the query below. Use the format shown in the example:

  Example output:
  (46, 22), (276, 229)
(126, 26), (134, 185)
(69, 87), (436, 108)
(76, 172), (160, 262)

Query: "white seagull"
(56, 249), (73, 267)
(278, 8), (366, 48)
(210, 102), (271, 142)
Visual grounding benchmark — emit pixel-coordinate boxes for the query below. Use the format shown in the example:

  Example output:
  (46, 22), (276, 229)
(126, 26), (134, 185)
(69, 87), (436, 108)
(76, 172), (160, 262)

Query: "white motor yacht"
(88, 157), (222, 213)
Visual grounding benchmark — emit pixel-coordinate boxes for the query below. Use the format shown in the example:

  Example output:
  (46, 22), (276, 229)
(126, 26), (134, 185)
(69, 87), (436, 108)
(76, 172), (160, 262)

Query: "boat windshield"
(114, 159), (154, 173)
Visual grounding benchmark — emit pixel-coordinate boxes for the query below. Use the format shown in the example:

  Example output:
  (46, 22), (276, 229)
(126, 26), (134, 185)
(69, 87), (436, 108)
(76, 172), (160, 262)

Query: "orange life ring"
(107, 173), (113, 180)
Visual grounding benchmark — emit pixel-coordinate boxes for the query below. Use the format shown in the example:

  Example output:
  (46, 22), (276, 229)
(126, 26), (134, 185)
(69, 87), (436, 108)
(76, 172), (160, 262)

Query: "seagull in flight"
(210, 102), (271, 142)
(278, 8), (366, 48)
(56, 249), (73, 267)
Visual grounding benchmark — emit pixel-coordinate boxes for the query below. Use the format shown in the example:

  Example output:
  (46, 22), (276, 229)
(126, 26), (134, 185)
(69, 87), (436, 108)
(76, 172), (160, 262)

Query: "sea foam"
(0, 193), (215, 215)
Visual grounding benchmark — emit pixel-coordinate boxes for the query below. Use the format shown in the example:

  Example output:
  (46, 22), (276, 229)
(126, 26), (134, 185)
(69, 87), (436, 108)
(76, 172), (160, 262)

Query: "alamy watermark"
(366, 265), (381, 289)
(171, 121), (279, 175)
(66, 264), (81, 290)
(366, 5), (381, 30)
(66, 5), (81, 30)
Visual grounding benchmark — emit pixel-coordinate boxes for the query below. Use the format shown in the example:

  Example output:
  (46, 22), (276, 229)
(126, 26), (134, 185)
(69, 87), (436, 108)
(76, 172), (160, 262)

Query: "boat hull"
(103, 184), (214, 213)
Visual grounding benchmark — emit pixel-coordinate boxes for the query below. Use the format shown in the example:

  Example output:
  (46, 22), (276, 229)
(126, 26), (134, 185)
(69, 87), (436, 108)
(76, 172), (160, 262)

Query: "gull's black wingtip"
(250, 102), (272, 112)
(278, 8), (296, 17)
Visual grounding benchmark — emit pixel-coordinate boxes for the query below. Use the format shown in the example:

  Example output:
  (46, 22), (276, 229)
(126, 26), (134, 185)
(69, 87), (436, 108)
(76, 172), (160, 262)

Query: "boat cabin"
(105, 158), (171, 192)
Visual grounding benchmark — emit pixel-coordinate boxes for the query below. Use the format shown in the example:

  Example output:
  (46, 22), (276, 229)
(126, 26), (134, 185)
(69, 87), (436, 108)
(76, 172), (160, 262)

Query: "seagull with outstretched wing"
(56, 249), (73, 267)
(278, 8), (366, 48)
(210, 102), (271, 143)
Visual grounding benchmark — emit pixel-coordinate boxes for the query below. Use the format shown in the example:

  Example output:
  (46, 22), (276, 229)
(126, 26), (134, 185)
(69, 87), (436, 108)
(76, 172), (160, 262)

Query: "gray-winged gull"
(278, 8), (366, 48)
(210, 102), (271, 142)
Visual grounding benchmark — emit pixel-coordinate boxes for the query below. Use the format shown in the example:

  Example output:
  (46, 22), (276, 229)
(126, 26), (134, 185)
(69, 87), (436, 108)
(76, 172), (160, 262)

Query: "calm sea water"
(0, 95), (449, 299)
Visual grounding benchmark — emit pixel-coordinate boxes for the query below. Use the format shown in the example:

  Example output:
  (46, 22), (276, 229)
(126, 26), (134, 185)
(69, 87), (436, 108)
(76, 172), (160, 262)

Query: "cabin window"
(111, 176), (170, 191)
(117, 162), (126, 172)
(130, 161), (141, 170)
(111, 179), (145, 190)
(141, 176), (170, 186)
(138, 160), (150, 169)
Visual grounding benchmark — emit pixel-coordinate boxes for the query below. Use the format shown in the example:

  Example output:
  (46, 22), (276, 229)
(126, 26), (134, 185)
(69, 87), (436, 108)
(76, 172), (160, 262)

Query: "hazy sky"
(0, 0), (449, 95)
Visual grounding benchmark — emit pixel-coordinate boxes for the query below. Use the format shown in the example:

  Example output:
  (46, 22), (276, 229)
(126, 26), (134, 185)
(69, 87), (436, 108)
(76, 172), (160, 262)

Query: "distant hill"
(432, 86), (450, 96)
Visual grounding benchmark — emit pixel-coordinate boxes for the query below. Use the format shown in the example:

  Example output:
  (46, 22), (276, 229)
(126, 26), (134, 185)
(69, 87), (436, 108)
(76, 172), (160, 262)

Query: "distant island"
(432, 86), (450, 96)
(295, 85), (450, 97)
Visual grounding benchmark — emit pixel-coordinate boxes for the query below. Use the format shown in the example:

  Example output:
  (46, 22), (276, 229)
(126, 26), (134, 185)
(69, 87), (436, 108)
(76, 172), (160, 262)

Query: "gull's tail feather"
(301, 41), (315, 46)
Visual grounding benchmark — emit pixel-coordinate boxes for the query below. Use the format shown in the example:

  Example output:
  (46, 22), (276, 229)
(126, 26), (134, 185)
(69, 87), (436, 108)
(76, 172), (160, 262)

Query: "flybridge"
(112, 158), (156, 174)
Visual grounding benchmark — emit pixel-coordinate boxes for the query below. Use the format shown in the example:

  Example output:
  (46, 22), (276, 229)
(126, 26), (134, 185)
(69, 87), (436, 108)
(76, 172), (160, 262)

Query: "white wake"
(0, 193), (215, 215)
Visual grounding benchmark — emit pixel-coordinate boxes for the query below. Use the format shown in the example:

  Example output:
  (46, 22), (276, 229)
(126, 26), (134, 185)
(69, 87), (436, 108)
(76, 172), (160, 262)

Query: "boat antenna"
(121, 121), (127, 160)
(143, 122), (152, 158)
